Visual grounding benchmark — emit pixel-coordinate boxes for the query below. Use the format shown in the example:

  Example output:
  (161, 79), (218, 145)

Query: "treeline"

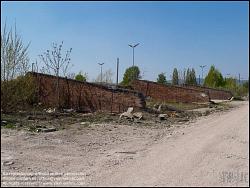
(156, 68), (198, 85)
(155, 65), (248, 98)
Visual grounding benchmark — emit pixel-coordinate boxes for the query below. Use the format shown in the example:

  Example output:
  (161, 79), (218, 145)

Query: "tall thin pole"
(133, 48), (134, 67)
(101, 66), (102, 83)
(239, 73), (240, 85)
(98, 63), (104, 84)
(116, 58), (119, 86)
(200, 65), (206, 84)
(129, 43), (139, 67)
(32, 63), (34, 72)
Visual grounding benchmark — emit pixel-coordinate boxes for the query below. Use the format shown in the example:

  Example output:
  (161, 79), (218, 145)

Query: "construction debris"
(158, 114), (168, 120)
(63, 108), (75, 113)
(36, 127), (57, 133)
(3, 161), (14, 166)
(44, 108), (56, 113)
(119, 107), (134, 119)
(133, 112), (143, 120)
(1, 120), (7, 126)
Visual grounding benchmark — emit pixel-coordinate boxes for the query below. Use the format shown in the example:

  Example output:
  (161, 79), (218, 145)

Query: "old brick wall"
(182, 85), (233, 100)
(29, 72), (145, 113)
(131, 80), (210, 103)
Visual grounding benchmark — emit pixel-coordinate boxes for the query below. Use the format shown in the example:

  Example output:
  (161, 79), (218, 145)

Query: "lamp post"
(200, 65), (206, 85)
(116, 58), (119, 86)
(128, 43), (140, 66)
(98, 63), (104, 83)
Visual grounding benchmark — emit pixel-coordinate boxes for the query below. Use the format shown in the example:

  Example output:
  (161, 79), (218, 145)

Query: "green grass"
(4, 123), (16, 129)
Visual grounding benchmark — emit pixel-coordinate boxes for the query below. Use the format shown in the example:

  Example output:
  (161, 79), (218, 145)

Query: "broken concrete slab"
(120, 112), (133, 119)
(63, 108), (75, 113)
(36, 127), (57, 133)
(127, 107), (134, 113)
(133, 112), (143, 120)
(1, 120), (7, 126)
(119, 107), (134, 119)
(3, 161), (14, 166)
(44, 108), (56, 113)
(158, 114), (168, 120)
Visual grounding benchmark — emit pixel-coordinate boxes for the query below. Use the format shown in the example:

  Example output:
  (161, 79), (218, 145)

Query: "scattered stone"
(63, 108), (75, 113)
(133, 112), (143, 120)
(157, 104), (162, 112)
(158, 114), (168, 120)
(45, 108), (56, 113)
(37, 127), (57, 133)
(119, 107), (134, 119)
(80, 122), (89, 125)
(3, 161), (14, 166)
(1, 120), (7, 126)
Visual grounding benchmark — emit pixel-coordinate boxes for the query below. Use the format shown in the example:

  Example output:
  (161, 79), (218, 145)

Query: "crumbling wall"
(131, 80), (210, 103)
(29, 72), (145, 113)
(181, 85), (233, 100)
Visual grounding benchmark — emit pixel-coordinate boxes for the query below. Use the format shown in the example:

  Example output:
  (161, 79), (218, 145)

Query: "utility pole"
(98, 63), (104, 84)
(116, 58), (119, 86)
(128, 43), (140, 66)
(199, 65), (206, 85)
(32, 63), (34, 72)
(239, 73), (241, 85)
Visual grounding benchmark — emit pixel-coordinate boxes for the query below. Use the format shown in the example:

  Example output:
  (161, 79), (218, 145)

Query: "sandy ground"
(1, 101), (249, 187)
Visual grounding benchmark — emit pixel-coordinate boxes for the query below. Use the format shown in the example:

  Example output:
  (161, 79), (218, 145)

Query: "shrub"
(1, 74), (38, 112)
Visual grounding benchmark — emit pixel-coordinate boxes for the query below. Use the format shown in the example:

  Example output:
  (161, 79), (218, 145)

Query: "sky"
(1, 1), (249, 82)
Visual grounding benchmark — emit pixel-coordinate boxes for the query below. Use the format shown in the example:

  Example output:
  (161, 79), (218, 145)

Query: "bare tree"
(1, 21), (36, 112)
(39, 41), (73, 109)
(39, 41), (72, 77)
(1, 21), (30, 81)
(94, 69), (114, 83)
(66, 72), (76, 79)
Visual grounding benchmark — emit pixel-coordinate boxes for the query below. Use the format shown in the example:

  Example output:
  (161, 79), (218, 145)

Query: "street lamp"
(128, 43), (140, 66)
(98, 63), (104, 83)
(200, 65), (206, 85)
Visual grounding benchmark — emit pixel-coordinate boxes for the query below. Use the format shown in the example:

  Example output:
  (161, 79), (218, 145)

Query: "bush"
(1, 75), (38, 112)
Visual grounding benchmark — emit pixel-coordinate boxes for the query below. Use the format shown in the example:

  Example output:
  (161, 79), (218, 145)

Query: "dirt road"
(1, 101), (249, 187)
(92, 101), (249, 187)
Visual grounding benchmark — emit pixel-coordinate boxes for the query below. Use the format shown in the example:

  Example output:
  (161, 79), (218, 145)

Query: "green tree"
(204, 65), (225, 87)
(121, 66), (141, 86)
(157, 72), (167, 84)
(191, 68), (197, 85)
(185, 68), (191, 85)
(172, 68), (179, 85)
(242, 80), (249, 91)
(224, 77), (237, 90)
(184, 68), (197, 85)
(75, 72), (86, 82)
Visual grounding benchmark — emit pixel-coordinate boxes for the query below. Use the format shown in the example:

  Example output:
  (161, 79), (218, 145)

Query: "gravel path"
(92, 101), (249, 187)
